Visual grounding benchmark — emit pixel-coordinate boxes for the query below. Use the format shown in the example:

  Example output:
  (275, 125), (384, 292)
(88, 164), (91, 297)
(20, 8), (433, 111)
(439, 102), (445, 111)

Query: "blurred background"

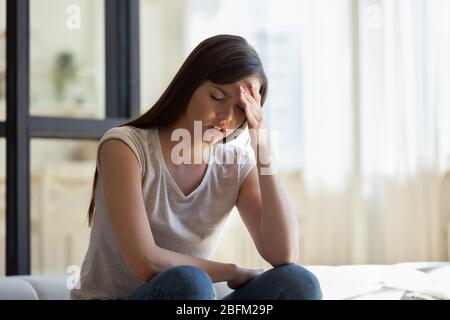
(0, 0), (449, 275)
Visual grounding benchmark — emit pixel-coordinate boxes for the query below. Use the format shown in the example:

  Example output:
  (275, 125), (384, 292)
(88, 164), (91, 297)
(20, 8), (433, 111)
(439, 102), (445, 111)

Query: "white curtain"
(298, 0), (450, 264)
(358, 0), (450, 263)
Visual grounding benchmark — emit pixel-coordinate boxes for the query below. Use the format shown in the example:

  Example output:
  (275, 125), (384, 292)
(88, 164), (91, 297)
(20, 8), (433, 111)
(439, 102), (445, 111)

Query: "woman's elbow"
(126, 250), (162, 282)
(129, 263), (158, 282)
(268, 257), (297, 267)
(264, 247), (299, 267)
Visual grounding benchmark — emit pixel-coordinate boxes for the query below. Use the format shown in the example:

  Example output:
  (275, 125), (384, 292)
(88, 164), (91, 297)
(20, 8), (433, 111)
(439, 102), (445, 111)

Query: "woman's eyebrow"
(211, 85), (233, 99)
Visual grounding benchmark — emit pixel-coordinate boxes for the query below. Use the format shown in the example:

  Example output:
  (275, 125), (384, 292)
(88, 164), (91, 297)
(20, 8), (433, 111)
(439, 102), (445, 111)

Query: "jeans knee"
(127, 265), (215, 300)
(163, 265), (215, 298)
(165, 265), (212, 284)
(270, 264), (323, 300)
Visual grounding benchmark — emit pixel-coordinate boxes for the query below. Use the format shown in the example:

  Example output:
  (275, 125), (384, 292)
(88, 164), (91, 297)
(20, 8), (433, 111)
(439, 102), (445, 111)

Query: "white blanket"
(305, 262), (450, 300)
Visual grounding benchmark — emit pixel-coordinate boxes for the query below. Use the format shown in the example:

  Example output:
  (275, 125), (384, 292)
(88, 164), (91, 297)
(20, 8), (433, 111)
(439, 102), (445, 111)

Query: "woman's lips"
(207, 125), (225, 136)
(208, 125), (225, 132)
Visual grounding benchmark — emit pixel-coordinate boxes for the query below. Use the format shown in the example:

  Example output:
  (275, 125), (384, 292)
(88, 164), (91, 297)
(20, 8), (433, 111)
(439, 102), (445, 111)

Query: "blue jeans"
(126, 264), (322, 300)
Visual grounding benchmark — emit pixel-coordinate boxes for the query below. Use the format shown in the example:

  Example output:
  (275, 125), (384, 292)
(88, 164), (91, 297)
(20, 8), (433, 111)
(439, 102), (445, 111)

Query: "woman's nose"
(217, 104), (236, 122)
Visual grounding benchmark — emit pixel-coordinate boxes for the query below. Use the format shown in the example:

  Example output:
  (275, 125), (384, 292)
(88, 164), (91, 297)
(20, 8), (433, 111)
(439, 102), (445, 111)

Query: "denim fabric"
(221, 263), (322, 300)
(126, 264), (322, 300)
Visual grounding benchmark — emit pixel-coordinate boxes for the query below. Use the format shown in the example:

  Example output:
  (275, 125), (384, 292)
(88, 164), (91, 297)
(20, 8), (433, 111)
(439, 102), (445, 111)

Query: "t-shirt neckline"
(154, 127), (214, 199)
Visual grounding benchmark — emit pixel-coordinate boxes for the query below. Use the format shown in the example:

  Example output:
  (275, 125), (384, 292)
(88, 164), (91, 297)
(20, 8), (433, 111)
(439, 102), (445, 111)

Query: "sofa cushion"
(18, 276), (70, 300)
(0, 277), (39, 300)
(0, 275), (231, 300)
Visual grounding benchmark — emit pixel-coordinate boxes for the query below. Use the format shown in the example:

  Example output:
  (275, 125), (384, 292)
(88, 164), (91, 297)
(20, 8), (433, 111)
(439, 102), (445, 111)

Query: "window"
(30, 0), (105, 119)
(0, 0), (4, 274)
(0, 0), (5, 120)
(0, 139), (5, 275)
(3, 0), (138, 275)
(30, 139), (96, 274)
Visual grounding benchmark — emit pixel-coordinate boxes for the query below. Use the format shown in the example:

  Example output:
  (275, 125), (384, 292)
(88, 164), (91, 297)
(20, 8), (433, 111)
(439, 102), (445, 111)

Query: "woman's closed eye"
(210, 94), (223, 101)
(210, 93), (244, 113)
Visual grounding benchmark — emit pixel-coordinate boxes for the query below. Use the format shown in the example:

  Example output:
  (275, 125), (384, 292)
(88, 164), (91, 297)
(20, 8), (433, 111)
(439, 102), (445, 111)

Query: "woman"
(70, 34), (322, 300)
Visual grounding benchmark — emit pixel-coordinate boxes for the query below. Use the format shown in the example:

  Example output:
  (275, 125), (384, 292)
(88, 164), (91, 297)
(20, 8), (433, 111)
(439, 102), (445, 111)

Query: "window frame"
(3, 0), (140, 275)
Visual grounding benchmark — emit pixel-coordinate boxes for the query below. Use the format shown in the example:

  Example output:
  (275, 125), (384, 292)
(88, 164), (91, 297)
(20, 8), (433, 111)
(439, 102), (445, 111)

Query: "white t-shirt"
(70, 125), (256, 300)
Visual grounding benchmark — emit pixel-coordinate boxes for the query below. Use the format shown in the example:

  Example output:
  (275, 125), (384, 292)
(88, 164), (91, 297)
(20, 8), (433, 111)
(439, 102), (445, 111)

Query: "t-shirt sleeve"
(237, 146), (257, 189)
(96, 126), (146, 177)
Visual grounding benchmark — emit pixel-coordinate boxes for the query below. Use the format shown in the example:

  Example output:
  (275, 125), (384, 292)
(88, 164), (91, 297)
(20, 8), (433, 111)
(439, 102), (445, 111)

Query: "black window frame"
(3, 0), (140, 275)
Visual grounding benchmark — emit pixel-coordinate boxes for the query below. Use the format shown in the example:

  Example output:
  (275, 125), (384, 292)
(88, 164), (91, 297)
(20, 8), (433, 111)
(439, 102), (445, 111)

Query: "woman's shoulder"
(101, 125), (157, 144)
(97, 126), (163, 180)
(103, 125), (156, 135)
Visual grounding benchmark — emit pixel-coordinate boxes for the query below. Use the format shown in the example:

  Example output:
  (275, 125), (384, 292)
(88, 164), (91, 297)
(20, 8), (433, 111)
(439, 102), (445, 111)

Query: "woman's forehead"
(208, 77), (261, 90)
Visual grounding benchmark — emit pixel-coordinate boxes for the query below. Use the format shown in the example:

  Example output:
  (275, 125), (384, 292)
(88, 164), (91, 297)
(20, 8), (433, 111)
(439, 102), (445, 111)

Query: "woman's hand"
(239, 82), (269, 151)
(239, 82), (264, 131)
(227, 266), (265, 290)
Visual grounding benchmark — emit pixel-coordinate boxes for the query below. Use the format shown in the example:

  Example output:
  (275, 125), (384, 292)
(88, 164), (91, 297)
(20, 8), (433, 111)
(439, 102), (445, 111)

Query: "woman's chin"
(203, 130), (225, 143)
(207, 137), (223, 144)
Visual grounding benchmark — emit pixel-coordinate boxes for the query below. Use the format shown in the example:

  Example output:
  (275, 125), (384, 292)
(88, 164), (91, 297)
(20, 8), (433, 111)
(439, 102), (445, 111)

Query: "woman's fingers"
(245, 88), (263, 120)
(250, 82), (262, 105)
(240, 86), (258, 126)
(239, 84), (264, 130)
(243, 101), (258, 125)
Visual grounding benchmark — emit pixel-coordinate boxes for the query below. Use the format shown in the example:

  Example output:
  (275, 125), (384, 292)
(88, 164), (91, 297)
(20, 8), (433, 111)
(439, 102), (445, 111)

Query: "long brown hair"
(87, 34), (269, 226)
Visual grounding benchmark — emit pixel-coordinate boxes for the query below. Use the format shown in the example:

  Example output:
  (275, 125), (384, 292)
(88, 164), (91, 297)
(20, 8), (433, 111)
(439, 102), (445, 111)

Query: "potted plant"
(53, 51), (77, 102)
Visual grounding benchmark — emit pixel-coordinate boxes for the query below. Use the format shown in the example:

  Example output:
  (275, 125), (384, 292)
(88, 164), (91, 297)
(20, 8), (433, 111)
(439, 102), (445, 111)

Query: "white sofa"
(1, 263), (448, 300)
(0, 275), (234, 300)
(0, 276), (70, 300)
